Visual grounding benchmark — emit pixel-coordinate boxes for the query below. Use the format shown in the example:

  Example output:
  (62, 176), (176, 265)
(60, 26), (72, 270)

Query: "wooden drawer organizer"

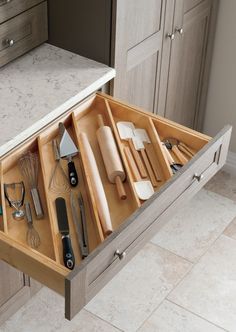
(0, 93), (231, 319)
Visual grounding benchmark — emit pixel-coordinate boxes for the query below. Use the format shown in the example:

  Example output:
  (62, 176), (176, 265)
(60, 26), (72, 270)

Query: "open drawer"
(0, 93), (231, 320)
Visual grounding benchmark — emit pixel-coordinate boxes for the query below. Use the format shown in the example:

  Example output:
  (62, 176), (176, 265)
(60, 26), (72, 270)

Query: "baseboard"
(223, 151), (236, 175)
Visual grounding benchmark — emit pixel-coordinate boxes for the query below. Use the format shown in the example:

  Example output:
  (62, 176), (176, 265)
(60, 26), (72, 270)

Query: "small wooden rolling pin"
(96, 114), (127, 200)
(79, 132), (113, 236)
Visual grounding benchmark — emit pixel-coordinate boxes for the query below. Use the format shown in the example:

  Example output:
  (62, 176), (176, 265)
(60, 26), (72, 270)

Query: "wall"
(203, 0), (236, 153)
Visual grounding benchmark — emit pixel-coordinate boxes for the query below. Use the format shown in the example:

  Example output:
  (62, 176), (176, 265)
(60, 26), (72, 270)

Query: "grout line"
(135, 248), (196, 331)
(166, 299), (229, 332)
(84, 309), (124, 332)
(149, 240), (194, 264)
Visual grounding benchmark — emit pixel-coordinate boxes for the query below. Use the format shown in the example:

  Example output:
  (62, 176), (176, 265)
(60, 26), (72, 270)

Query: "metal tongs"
(70, 192), (89, 259)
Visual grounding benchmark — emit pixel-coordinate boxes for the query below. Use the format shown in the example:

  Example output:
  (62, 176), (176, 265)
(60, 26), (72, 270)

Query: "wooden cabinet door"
(111, 0), (167, 113)
(0, 261), (25, 308)
(0, 261), (36, 325)
(159, 0), (217, 129)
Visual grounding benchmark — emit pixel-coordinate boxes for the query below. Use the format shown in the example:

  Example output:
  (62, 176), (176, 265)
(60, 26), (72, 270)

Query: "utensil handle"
(172, 145), (188, 165)
(62, 235), (75, 270)
(68, 161), (78, 187)
(115, 176), (127, 200)
(30, 188), (44, 219)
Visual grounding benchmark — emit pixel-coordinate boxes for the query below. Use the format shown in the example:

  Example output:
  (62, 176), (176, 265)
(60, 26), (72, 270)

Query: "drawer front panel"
(0, 1), (47, 67)
(65, 125), (231, 320)
(0, 0), (42, 24)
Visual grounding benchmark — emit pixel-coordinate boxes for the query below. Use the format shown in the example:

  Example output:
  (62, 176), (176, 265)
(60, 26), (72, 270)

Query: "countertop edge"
(0, 68), (116, 158)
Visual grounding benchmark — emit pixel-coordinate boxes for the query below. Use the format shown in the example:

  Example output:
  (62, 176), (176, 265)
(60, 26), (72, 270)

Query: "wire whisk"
(25, 202), (41, 249)
(18, 151), (44, 219)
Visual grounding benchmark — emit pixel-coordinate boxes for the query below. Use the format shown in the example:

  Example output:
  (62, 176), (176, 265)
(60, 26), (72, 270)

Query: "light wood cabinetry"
(0, 0), (46, 323)
(0, 92), (231, 320)
(48, 0), (218, 129)
(159, 0), (218, 129)
(110, 0), (166, 112)
(0, 0), (48, 68)
(0, 261), (41, 325)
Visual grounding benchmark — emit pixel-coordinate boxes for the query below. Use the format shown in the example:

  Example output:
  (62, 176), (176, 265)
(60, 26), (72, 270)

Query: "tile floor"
(1, 170), (236, 332)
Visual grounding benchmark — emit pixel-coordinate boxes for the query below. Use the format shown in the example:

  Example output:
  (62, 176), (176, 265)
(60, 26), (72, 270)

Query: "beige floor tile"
(86, 243), (192, 332)
(168, 235), (236, 332)
(151, 189), (236, 262)
(224, 216), (236, 239)
(205, 170), (236, 201)
(0, 287), (120, 332)
(138, 300), (226, 332)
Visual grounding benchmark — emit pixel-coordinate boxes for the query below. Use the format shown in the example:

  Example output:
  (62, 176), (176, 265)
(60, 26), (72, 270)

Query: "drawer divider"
(0, 162), (8, 233)
(37, 136), (61, 264)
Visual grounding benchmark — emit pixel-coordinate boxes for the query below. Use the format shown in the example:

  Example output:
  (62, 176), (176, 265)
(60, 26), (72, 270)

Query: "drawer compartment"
(0, 93), (231, 320)
(0, 0), (43, 24)
(0, 1), (47, 67)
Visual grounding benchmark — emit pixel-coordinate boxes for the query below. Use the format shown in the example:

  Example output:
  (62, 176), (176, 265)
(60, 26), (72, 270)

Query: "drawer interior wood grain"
(0, 93), (231, 320)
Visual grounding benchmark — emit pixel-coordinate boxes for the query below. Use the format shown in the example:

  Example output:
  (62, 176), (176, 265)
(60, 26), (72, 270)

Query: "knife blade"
(55, 197), (75, 270)
(59, 122), (79, 187)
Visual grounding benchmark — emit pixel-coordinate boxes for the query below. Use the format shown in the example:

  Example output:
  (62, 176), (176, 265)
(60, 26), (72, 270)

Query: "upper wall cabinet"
(48, 0), (218, 130)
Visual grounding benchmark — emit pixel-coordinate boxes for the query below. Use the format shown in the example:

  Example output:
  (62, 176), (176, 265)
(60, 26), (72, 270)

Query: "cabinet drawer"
(0, 93), (231, 320)
(0, 1), (47, 67)
(0, 0), (43, 24)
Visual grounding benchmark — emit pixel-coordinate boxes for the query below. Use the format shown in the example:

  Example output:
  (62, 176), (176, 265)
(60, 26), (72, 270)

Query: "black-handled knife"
(55, 197), (75, 270)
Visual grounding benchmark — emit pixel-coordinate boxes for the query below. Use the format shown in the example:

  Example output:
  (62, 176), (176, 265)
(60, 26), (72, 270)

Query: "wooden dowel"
(115, 176), (127, 200)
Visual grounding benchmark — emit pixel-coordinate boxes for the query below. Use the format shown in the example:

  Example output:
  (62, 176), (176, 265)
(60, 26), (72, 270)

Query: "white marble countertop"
(0, 43), (115, 156)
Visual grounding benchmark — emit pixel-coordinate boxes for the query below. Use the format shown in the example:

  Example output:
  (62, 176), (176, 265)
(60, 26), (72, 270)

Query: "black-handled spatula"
(55, 197), (75, 270)
(59, 122), (79, 187)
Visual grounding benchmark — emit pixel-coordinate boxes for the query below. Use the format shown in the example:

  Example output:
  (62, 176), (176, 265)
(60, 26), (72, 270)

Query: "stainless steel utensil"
(55, 197), (75, 270)
(49, 139), (70, 193)
(59, 123), (79, 187)
(25, 202), (41, 249)
(4, 182), (25, 220)
(18, 151), (44, 219)
(70, 191), (89, 259)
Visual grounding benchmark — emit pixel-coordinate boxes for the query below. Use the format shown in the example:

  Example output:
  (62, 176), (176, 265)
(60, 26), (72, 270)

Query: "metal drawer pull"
(193, 173), (203, 182)
(176, 27), (184, 35)
(5, 39), (14, 47)
(0, 0), (12, 6)
(114, 249), (126, 260)
(167, 32), (175, 40)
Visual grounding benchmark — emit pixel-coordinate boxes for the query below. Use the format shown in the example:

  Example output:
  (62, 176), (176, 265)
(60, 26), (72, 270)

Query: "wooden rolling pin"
(79, 132), (113, 236)
(96, 114), (127, 200)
